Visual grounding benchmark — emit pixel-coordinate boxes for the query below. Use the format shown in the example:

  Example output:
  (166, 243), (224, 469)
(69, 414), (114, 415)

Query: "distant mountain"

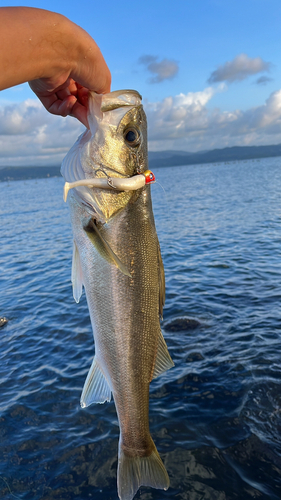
(148, 150), (194, 160)
(148, 144), (281, 168)
(0, 166), (61, 182)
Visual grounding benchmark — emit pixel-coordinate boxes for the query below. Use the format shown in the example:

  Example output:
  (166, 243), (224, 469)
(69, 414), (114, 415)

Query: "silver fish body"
(61, 90), (173, 500)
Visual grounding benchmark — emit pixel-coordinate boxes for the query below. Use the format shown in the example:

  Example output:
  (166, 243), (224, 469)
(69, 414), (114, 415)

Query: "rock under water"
(164, 317), (201, 332)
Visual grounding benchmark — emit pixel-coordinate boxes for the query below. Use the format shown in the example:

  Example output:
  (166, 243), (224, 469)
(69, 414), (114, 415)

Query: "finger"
(37, 93), (60, 112)
(56, 87), (72, 100)
(70, 101), (89, 128)
(68, 78), (79, 96)
(77, 86), (89, 107)
(56, 82), (87, 104)
(46, 94), (89, 128)
(56, 87), (89, 127)
(46, 95), (77, 117)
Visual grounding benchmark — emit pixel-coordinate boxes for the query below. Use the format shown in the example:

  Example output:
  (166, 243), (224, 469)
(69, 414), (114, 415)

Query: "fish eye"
(124, 127), (140, 147)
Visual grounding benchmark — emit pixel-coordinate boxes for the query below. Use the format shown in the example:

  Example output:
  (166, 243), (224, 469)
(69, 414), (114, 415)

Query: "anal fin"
(152, 331), (174, 380)
(80, 357), (111, 407)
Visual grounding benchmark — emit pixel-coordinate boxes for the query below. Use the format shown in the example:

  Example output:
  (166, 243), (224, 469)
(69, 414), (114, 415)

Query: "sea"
(1, 157), (281, 500)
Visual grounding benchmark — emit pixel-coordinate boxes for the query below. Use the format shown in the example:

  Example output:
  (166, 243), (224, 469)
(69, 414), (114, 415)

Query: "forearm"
(0, 7), (110, 93)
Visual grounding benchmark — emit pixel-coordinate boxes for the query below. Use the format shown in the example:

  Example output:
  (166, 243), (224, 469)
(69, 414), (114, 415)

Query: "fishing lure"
(63, 170), (156, 202)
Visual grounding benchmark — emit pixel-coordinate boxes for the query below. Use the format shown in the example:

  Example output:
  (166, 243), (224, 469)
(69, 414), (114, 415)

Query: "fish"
(61, 89), (174, 500)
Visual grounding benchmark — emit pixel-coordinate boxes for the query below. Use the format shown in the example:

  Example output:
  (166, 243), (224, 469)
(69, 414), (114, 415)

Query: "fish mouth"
(100, 89), (142, 112)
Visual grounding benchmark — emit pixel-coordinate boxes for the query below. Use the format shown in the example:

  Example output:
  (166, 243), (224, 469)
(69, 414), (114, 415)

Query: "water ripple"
(1, 158), (281, 498)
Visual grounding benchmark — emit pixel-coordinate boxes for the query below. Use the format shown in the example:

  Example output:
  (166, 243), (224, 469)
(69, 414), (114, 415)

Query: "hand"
(0, 7), (111, 127)
(29, 80), (90, 128)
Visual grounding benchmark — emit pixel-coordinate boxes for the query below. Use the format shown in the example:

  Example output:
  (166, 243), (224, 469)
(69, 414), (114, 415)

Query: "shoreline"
(0, 166), (61, 182)
(1, 148), (281, 182)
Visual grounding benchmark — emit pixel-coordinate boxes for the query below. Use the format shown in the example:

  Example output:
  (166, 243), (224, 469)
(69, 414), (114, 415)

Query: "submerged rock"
(164, 317), (201, 332)
(0, 317), (8, 328)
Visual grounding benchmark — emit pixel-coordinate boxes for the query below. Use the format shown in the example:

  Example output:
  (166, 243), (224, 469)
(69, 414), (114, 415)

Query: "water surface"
(1, 157), (281, 499)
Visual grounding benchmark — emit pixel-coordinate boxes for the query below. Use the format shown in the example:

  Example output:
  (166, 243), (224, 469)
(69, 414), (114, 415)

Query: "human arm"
(0, 7), (111, 127)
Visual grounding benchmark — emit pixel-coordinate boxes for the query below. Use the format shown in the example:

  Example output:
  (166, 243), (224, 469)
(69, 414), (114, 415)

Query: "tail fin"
(117, 437), (169, 500)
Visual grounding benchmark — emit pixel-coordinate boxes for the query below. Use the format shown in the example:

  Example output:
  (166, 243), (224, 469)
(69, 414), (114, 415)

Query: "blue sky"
(1, 0), (281, 165)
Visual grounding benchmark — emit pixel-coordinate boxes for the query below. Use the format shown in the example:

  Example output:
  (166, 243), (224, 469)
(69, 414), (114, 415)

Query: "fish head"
(61, 90), (148, 222)
(87, 90), (148, 177)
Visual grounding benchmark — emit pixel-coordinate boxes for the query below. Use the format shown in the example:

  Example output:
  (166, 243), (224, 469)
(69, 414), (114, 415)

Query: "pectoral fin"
(80, 357), (111, 407)
(84, 220), (131, 277)
(71, 240), (83, 303)
(152, 330), (174, 380)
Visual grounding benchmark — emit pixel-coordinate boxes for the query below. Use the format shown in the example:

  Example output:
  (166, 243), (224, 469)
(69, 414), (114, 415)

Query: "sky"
(1, 0), (281, 166)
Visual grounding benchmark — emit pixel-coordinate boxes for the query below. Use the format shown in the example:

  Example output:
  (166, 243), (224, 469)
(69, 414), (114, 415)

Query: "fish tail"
(117, 436), (169, 500)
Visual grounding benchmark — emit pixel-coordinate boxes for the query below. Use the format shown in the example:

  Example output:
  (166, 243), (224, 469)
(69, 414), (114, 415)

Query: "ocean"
(1, 157), (281, 499)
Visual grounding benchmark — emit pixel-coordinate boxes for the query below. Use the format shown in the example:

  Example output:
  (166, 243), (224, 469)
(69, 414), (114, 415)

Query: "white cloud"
(0, 99), (42, 135)
(0, 99), (84, 166)
(139, 55), (179, 83)
(1, 88), (281, 166)
(145, 88), (281, 151)
(146, 85), (223, 141)
(208, 53), (271, 84)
